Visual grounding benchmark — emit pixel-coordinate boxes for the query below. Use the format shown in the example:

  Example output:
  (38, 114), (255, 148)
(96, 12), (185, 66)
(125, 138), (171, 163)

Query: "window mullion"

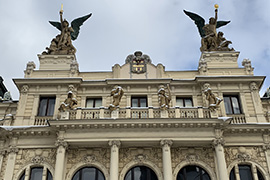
(42, 167), (47, 180)
(25, 166), (31, 180)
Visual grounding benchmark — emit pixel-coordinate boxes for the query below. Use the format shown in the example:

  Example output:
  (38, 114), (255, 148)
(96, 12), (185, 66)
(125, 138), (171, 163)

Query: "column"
(262, 144), (270, 174)
(109, 140), (121, 180)
(213, 138), (229, 180)
(54, 139), (68, 180)
(160, 139), (173, 180)
(0, 150), (5, 176)
(4, 146), (19, 180)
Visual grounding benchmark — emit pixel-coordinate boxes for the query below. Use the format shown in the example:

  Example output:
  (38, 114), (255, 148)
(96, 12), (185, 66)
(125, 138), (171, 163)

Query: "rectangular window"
(131, 97), (147, 107)
(223, 95), (241, 114)
(38, 97), (55, 116)
(86, 98), (102, 108)
(176, 97), (193, 107)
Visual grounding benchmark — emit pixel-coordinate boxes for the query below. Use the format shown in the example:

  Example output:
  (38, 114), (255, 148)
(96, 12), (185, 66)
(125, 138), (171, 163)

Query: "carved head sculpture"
(209, 17), (215, 24)
(63, 19), (69, 27)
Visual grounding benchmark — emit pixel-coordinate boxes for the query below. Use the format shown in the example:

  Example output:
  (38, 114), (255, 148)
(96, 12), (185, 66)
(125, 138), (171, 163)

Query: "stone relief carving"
(20, 85), (29, 94)
(250, 82), (258, 91)
(198, 59), (208, 74)
(66, 148), (110, 173)
(119, 148), (162, 171)
(225, 146), (267, 171)
(171, 147), (215, 170)
(16, 149), (56, 170)
(70, 61), (79, 75)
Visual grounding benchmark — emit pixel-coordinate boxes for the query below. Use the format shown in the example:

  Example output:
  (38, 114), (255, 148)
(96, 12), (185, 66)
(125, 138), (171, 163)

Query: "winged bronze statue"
(183, 9), (234, 52)
(183, 10), (230, 38)
(42, 10), (92, 55)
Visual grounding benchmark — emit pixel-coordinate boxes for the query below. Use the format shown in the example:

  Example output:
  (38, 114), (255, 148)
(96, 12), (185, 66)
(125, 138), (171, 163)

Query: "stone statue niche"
(42, 7), (92, 55)
(158, 84), (171, 110)
(204, 88), (223, 111)
(184, 6), (234, 52)
(109, 85), (124, 111)
(59, 91), (78, 112)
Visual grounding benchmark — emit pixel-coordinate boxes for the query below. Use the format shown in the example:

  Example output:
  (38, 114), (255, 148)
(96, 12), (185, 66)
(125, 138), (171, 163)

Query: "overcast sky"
(0, 0), (269, 100)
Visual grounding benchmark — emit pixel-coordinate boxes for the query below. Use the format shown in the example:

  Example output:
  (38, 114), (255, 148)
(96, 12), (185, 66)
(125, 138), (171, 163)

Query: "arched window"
(72, 167), (105, 180)
(229, 164), (264, 180)
(177, 165), (211, 180)
(19, 167), (53, 180)
(124, 166), (158, 180)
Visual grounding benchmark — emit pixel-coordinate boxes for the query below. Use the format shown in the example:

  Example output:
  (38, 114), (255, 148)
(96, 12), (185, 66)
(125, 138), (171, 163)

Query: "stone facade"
(0, 50), (270, 180)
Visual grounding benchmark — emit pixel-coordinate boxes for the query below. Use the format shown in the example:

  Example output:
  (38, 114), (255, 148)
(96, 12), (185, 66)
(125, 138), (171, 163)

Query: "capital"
(108, 140), (121, 148)
(55, 139), (68, 149)
(212, 138), (225, 147)
(160, 139), (173, 147)
(262, 144), (270, 151)
(7, 145), (19, 154)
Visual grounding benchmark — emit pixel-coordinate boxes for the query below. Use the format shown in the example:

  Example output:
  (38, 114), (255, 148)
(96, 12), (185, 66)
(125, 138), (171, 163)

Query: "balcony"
(66, 107), (212, 120)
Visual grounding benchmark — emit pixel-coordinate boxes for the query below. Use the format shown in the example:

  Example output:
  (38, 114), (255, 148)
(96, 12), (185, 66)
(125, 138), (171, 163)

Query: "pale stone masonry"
(0, 50), (270, 180)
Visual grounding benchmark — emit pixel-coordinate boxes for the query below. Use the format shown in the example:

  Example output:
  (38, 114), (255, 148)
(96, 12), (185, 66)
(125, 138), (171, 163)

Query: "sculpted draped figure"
(59, 91), (78, 112)
(42, 6), (92, 55)
(204, 88), (223, 111)
(158, 84), (171, 110)
(184, 5), (234, 52)
(109, 85), (124, 111)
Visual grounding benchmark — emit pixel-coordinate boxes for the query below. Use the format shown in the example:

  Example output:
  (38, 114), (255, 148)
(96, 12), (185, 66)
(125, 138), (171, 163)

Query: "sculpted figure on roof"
(42, 6), (91, 55)
(184, 5), (234, 52)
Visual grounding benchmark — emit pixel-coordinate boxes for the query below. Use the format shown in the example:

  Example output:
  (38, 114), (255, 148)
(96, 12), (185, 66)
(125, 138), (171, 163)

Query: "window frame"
(176, 97), (193, 107)
(223, 95), (242, 114)
(19, 166), (53, 180)
(131, 96), (148, 108)
(85, 97), (102, 108)
(37, 96), (56, 116)
(229, 164), (265, 180)
(72, 167), (105, 180)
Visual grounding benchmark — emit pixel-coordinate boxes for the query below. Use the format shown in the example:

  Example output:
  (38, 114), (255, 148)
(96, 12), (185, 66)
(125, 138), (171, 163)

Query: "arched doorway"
(124, 166), (158, 180)
(177, 165), (211, 180)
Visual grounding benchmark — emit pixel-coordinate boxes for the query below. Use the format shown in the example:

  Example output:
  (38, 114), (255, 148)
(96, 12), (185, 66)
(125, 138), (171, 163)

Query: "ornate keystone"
(83, 155), (96, 163)
(31, 156), (44, 164)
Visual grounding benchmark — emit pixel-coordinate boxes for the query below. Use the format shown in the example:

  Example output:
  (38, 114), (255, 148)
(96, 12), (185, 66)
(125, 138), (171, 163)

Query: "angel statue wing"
(183, 10), (205, 37)
(49, 21), (62, 31)
(71, 13), (92, 40)
(48, 13), (92, 41)
(216, 21), (231, 29)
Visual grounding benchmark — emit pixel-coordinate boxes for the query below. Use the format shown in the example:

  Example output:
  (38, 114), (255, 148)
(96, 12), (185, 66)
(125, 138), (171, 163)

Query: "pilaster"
(54, 137), (68, 180)
(4, 145), (19, 180)
(160, 139), (173, 180)
(109, 140), (121, 180)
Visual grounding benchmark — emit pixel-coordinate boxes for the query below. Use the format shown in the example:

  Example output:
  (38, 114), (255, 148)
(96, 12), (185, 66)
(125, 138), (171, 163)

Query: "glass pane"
(132, 98), (138, 107)
(86, 99), (94, 108)
(231, 97), (241, 114)
(72, 167), (105, 180)
(176, 99), (184, 107)
(177, 165), (210, 180)
(19, 172), (25, 180)
(82, 168), (95, 179)
(229, 167), (236, 180)
(47, 98), (55, 116)
(38, 98), (47, 116)
(30, 167), (43, 180)
(124, 166), (158, 180)
(257, 169), (265, 180)
(47, 170), (53, 180)
(239, 165), (253, 180)
(224, 97), (233, 114)
(95, 99), (102, 108)
(184, 99), (193, 107)
(140, 98), (147, 107)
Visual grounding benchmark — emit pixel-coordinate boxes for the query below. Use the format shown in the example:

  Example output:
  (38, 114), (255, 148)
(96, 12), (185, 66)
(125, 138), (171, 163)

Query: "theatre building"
(1, 8), (270, 180)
